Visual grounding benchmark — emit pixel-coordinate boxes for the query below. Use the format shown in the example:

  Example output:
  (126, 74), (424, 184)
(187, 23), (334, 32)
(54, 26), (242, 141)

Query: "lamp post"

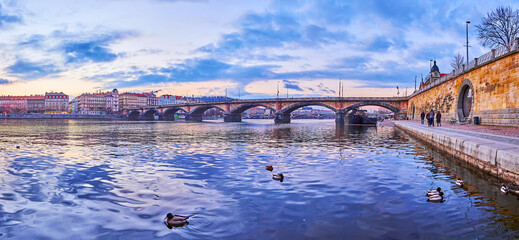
(277, 81), (280, 99)
(466, 21), (470, 65)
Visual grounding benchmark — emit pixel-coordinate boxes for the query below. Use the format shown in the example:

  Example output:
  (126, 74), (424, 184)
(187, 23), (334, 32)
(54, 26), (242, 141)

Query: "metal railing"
(411, 37), (519, 98)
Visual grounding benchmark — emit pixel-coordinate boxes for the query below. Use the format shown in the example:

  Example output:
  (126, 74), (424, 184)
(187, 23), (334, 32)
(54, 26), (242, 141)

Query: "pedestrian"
(429, 108), (435, 127)
(420, 111), (425, 124)
(436, 111), (442, 127)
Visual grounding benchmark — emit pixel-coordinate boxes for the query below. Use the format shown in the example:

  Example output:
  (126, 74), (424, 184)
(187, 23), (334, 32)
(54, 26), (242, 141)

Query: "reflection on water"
(0, 119), (518, 239)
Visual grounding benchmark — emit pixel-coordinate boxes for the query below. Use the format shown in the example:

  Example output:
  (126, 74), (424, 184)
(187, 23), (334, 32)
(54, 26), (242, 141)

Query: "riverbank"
(395, 121), (519, 184)
(0, 113), (124, 119)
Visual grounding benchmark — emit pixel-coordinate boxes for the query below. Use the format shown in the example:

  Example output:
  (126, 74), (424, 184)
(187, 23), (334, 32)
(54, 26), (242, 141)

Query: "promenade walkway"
(399, 120), (519, 145)
(394, 120), (519, 183)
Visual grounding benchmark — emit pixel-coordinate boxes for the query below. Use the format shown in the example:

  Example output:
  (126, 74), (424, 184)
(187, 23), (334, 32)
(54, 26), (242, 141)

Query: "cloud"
(155, 0), (208, 2)
(282, 79), (303, 91)
(109, 58), (279, 88)
(199, 10), (346, 58)
(7, 60), (61, 79)
(18, 34), (45, 47)
(0, 4), (22, 28)
(60, 32), (134, 64)
(366, 36), (393, 51)
(0, 78), (11, 84)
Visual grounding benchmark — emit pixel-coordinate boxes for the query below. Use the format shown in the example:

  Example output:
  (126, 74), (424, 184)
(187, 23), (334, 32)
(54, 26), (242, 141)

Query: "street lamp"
(466, 21), (470, 65)
(277, 81), (280, 99)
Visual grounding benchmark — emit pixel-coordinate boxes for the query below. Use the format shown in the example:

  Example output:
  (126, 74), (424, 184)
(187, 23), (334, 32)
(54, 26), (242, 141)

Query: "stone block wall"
(407, 51), (519, 126)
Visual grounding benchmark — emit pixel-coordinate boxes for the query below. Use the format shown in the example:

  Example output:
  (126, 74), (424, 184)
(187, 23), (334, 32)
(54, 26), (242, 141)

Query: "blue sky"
(0, 0), (517, 98)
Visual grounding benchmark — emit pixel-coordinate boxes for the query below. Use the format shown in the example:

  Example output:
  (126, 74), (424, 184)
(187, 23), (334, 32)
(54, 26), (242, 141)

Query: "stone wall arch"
(456, 78), (474, 122)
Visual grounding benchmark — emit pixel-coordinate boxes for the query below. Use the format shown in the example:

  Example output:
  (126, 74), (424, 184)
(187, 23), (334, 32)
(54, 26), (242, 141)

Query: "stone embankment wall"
(395, 121), (519, 184)
(407, 44), (519, 126)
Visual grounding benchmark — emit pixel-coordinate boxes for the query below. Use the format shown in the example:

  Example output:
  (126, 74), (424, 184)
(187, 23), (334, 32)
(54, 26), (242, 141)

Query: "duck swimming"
(164, 213), (189, 228)
(272, 173), (284, 182)
(456, 178), (464, 187)
(427, 191), (444, 202)
(266, 166), (273, 171)
(426, 187), (442, 196)
(501, 183), (509, 194)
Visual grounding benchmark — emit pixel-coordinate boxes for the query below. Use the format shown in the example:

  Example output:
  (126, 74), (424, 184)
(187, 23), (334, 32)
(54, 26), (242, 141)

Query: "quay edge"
(394, 121), (519, 185)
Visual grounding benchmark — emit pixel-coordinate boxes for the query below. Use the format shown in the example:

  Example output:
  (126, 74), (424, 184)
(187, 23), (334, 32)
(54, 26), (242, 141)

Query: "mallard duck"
(266, 166), (273, 171)
(501, 184), (509, 194)
(426, 187), (442, 196)
(272, 173), (284, 181)
(427, 191), (444, 202)
(456, 178), (464, 187)
(164, 213), (189, 227)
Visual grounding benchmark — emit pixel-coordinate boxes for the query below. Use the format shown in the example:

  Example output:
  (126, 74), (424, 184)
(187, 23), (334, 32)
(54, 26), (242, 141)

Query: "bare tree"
(475, 6), (519, 50)
(450, 53), (464, 70)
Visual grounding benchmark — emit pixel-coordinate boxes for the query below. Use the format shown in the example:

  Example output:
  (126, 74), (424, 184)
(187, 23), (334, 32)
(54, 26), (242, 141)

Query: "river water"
(0, 119), (518, 239)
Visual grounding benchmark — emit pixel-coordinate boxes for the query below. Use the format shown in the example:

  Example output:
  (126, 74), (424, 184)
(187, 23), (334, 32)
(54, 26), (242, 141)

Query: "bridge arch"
(189, 105), (226, 115)
(128, 110), (141, 120)
(163, 107), (186, 120)
(142, 109), (160, 120)
(229, 103), (276, 115)
(345, 102), (400, 113)
(280, 102), (337, 114)
(186, 105), (226, 122)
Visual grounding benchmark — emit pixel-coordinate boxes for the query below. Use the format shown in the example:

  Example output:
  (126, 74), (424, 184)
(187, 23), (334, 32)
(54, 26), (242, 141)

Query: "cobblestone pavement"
(399, 120), (519, 145)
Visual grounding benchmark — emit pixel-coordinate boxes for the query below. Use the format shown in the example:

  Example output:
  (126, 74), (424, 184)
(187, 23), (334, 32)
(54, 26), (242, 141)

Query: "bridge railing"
(123, 97), (409, 111)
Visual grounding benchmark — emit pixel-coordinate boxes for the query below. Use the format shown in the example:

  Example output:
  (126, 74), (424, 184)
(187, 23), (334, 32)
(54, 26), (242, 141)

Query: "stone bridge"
(121, 97), (408, 124)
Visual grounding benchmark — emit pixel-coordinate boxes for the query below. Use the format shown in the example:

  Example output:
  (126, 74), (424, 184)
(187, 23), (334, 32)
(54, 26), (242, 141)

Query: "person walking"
(420, 111), (425, 124)
(436, 111), (442, 127)
(429, 109), (435, 127)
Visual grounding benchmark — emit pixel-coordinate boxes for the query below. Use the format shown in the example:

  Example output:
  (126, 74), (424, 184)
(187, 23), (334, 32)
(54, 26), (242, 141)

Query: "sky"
(0, 0), (517, 99)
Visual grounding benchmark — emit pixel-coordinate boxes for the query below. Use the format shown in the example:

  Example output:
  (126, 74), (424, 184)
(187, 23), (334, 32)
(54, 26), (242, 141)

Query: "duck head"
(166, 213), (173, 220)
(436, 187), (442, 192)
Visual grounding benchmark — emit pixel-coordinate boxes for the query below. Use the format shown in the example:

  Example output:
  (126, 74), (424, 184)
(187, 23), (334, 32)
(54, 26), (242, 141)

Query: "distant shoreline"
(0, 113), (124, 120)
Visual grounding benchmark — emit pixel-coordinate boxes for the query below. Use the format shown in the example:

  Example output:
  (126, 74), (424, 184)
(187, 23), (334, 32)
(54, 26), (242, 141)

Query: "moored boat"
(348, 109), (377, 125)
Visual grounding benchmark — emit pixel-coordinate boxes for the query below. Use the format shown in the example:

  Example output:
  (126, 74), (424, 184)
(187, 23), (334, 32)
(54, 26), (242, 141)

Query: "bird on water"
(456, 178), (464, 187)
(272, 173), (284, 182)
(164, 213), (189, 228)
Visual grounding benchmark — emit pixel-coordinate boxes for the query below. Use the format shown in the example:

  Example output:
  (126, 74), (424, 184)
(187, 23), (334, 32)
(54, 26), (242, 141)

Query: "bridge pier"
(335, 110), (346, 127)
(186, 114), (203, 122)
(274, 112), (291, 124)
(224, 113), (242, 122)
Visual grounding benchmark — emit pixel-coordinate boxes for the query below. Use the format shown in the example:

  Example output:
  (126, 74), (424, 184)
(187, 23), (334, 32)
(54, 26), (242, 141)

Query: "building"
(75, 89), (119, 114)
(106, 89), (119, 114)
(421, 61), (447, 89)
(0, 93), (68, 114)
(69, 98), (79, 114)
(0, 96), (27, 113)
(119, 92), (158, 109)
(45, 92), (69, 113)
(27, 95), (45, 113)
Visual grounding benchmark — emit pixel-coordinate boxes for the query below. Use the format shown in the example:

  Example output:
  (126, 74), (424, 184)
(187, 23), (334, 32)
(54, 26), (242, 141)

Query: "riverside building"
(75, 89), (119, 114)
(0, 93), (68, 114)
(119, 92), (158, 109)
(45, 92), (69, 113)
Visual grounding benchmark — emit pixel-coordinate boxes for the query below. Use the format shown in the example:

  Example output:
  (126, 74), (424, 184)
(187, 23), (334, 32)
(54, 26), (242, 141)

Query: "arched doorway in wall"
(411, 104), (415, 120)
(457, 79), (474, 121)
